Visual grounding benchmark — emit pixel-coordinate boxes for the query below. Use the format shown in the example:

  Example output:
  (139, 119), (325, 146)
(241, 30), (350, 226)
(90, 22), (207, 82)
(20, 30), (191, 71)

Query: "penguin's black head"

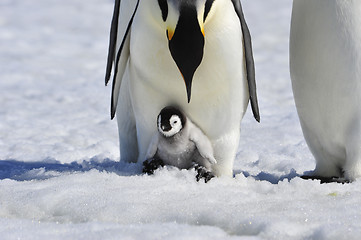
(157, 106), (186, 138)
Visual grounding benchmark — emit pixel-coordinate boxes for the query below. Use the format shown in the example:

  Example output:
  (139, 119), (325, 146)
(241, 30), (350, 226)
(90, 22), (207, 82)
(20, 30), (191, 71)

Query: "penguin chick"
(143, 106), (217, 180)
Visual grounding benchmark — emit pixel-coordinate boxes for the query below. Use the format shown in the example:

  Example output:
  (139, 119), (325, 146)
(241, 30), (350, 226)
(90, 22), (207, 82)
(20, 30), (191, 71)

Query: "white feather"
(290, 0), (361, 180)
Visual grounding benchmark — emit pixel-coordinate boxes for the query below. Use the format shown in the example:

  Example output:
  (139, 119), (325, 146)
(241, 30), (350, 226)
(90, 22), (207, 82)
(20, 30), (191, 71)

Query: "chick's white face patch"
(170, 115), (182, 131)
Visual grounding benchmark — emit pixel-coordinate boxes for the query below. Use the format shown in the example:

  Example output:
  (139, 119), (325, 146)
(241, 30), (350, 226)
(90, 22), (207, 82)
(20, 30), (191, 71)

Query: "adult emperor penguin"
(290, 0), (361, 182)
(105, 0), (260, 177)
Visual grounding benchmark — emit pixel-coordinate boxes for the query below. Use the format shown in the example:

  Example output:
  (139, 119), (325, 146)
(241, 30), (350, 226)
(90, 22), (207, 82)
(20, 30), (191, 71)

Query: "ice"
(1, 0), (361, 239)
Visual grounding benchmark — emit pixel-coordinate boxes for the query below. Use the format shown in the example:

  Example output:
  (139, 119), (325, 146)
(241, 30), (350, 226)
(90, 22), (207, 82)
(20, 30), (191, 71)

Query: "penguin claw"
(194, 165), (215, 183)
(301, 175), (350, 184)
(142, 158), (164, 175)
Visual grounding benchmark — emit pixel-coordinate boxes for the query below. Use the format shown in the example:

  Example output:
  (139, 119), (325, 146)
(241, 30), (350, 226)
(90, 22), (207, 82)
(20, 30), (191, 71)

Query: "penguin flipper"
(188, 121), (217, 165)
(105, 0), (120, 86)
(105, 0), (140, 119)
(231, 0), (260, 122)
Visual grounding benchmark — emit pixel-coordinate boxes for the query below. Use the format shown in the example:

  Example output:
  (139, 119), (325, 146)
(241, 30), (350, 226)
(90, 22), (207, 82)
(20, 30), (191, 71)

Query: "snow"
(1, 0), (361, 239)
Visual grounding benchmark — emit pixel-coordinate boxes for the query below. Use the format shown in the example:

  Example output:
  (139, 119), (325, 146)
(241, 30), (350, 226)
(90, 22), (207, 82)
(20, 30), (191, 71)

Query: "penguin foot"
(194, 165), (214, 183)
(301, 175), (350, 184)
(142, 158), (164, 175)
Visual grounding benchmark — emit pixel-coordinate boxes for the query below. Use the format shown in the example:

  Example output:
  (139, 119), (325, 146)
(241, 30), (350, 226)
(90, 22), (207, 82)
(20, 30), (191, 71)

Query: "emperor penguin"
(143, 106), (217, 181)
(290, 0), (361, 182)
(105, 0), (260, 177)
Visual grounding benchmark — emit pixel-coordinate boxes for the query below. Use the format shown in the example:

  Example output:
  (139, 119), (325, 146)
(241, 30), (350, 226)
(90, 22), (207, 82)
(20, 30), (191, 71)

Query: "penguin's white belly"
(290, 0), (361, 179)
(127, 2), (249, 175)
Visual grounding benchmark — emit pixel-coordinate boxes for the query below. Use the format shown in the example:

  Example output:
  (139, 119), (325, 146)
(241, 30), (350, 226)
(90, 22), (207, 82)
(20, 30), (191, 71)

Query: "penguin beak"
(160, 124), (172, 134)
(167, 6), (205, 103)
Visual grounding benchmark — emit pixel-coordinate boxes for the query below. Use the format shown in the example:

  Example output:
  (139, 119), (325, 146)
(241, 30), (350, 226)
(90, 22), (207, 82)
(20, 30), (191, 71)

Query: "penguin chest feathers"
(157, 130), (197, 169)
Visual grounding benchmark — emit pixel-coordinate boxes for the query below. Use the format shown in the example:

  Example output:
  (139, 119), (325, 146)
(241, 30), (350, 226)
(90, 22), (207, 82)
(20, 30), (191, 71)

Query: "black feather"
(204, 0), (215, 22)
(231, 0), (260, 122)
(105, 0), (121, 86)
(108, 0), (140, 119)
(158, 0), (168, 21)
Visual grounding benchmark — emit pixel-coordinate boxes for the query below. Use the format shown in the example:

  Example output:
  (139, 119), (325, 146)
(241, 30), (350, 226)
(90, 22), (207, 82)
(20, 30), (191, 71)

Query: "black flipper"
(105, 0), (140, 119)
(105, 0), (121, 86)
(231, 0), (260, 122)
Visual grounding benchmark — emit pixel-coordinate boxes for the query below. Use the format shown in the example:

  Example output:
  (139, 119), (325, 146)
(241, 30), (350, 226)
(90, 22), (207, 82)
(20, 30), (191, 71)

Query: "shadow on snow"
(238, 169), (300, 184)
(0, 158), (141, 181)
(0, 158), (300, 184)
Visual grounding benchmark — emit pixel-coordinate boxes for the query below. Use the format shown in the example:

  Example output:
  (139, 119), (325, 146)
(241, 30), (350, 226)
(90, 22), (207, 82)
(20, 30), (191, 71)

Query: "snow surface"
(1, 0), (361, 239)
